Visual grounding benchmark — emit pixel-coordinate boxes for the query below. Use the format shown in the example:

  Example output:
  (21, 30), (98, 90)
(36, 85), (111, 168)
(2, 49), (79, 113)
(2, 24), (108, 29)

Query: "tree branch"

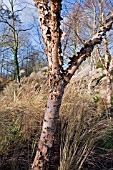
(64, 12), (113, 83)
(0, 19), (15, 32)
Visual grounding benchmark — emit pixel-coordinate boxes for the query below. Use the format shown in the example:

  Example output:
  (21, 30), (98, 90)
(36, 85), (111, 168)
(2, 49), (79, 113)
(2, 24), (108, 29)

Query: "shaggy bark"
(32, 1), (64, 169)
(32, 0), (113, 169)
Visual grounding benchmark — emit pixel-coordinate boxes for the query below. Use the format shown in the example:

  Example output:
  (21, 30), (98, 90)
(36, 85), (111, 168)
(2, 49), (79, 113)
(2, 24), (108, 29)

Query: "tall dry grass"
(0, 76), (113, 170)
(59, 83), (112, 170)
(0, 76), (48, 170)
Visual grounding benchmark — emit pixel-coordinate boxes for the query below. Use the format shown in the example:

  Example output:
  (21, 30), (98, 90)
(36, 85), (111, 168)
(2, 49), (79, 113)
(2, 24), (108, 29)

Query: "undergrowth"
(0, 76), (113, 170)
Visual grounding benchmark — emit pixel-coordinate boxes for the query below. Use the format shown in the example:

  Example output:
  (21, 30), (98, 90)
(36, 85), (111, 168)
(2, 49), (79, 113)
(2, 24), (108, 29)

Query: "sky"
(1, 0), (79, 50)
(2, 0), (37, 23)
(1, 0), (79, 27)
(1, 0), (39, 44)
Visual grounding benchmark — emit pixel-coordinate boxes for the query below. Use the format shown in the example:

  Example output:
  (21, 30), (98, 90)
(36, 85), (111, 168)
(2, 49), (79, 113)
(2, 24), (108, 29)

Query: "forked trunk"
(32, 0), (113, 169)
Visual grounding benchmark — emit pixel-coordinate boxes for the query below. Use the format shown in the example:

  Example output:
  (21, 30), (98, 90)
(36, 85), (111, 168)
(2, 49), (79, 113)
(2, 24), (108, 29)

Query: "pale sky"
(2, 0), (37, 24)
(1, 0), (77, 23)
(1, 0), (77, 48)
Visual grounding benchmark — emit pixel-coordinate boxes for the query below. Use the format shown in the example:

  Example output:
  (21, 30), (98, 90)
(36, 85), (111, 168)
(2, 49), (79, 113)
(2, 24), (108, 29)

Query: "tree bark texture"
(32, 1), (64, 169)
(32, 1), (113, 168)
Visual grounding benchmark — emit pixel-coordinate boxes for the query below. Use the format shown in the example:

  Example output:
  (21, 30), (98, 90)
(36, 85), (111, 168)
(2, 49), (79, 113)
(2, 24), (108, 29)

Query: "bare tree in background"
(98, 0), (113, 108)
(0, 0), (21, 82)
(0, 0), (33, 82)
(32, 0), (113, 169)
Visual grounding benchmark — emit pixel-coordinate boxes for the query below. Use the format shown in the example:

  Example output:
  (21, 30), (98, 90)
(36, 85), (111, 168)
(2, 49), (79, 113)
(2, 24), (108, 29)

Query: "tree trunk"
(106, 71), (112, 108)
(32, 1), (64, 169)
(14, 46), (20, 83)
(0, 56), (4, 77)
(98, 0), (112, 108)
(32, 75), (65, 170)
(32, 1), (113, 168)
(103, 36), (112, 108)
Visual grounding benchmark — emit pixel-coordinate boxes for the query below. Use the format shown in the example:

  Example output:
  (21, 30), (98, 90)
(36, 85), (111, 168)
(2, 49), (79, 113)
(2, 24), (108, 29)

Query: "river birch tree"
(32, 0), (113, 169)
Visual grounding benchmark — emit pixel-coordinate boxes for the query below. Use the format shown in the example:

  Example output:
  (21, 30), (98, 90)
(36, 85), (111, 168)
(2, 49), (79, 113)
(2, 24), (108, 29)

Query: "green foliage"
(96, 58), (104, 69)
(96, 61), (104, 69)
(97, 129), (113, 149)
(111, 95), (113, 106)
(9, 126), (20, 141)
(110, 70), (113, 76)
(93, 95), (99, 103)
(92, 92), (100, 103)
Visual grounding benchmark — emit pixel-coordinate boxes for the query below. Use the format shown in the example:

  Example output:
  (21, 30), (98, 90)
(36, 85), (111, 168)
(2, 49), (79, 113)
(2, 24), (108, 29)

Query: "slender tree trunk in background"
(73, 30), (77, 55)
(103, 36), (112, 108)
(13, 32), (20, 83)
(89, 0), (113, 109)
(11, 0), (20, 83)
(14, 46), (20, 83)
(32, 0), (113, 168)
(99, 0), (112, 108)
(106, 71), (112, 108)
(0, 56), (4, 77)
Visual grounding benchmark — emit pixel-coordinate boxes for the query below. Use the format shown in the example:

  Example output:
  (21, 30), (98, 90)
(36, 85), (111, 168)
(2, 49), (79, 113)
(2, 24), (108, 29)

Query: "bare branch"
(64, 12), (113, 83)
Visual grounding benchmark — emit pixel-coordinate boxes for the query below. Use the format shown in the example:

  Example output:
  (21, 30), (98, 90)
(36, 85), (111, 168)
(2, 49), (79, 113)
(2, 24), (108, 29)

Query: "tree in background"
(62, 0), (113, 108)
(0, 0), (47, 81)
(32, 0), (113, 169)
(98, 0), (113, 108)
(0, 0), (21, 82)
(0, 0), (34, 82)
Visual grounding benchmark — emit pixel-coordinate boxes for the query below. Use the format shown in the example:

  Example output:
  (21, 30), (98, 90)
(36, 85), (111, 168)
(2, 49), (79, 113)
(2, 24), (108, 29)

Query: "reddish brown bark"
(32, 1), (64, 169)
(32, 0), (113, 169)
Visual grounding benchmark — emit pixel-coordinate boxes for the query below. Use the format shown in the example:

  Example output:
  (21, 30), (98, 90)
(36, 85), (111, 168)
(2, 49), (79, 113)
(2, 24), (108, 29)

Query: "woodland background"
(0, 0), (113, 169)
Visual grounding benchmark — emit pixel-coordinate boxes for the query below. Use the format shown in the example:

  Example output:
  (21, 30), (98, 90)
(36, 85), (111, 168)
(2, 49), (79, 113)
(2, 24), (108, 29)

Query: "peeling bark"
(32, 78), (64, 170)
(32, 1), (64, 169)
(32, 0), (113, 168)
